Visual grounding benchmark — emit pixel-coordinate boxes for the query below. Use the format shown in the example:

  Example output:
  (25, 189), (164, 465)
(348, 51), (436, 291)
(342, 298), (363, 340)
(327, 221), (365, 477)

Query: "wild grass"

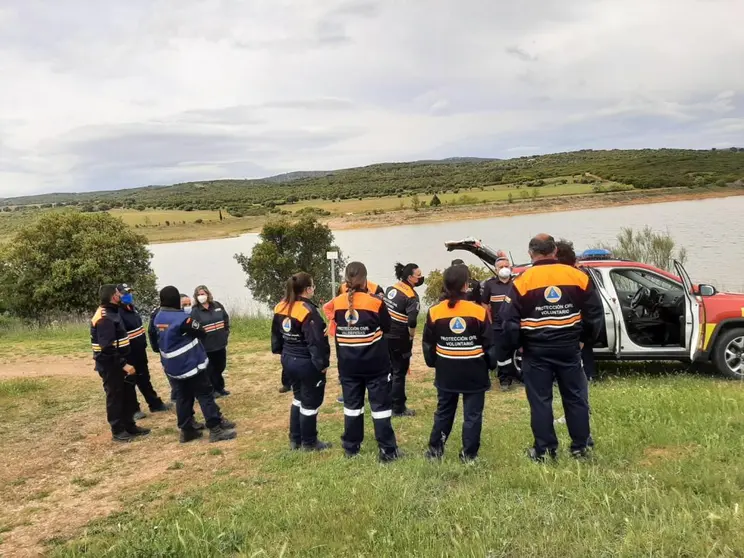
(50, 368), (744, 557)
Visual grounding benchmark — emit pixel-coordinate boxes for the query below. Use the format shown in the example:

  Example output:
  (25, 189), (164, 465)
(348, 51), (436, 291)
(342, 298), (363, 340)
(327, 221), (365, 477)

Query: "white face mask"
(498, 267), (512, 280)
(183, 306), (192, 314)
(197, 295), (208, 304)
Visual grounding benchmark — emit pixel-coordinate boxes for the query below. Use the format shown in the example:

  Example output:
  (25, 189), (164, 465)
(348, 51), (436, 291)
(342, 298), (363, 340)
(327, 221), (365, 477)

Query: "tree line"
(1, 149), (742, 218)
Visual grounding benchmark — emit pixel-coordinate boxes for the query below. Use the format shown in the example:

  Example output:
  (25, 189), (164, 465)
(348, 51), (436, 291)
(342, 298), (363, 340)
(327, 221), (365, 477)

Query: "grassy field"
(1, 318), (744, 557)
(279, 179), (629, 215)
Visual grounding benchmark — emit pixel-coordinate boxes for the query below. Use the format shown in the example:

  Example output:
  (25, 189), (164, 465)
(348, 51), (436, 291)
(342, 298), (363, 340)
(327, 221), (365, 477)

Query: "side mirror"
(698, 284), (717, 297)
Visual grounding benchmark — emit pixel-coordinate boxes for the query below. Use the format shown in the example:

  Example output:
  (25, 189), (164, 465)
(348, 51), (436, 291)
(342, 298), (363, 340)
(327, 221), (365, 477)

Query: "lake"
(150, 196), (744, 314)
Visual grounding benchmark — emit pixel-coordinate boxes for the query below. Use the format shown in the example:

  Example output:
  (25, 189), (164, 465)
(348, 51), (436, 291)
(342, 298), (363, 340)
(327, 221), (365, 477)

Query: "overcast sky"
(1, 0), (742, 197)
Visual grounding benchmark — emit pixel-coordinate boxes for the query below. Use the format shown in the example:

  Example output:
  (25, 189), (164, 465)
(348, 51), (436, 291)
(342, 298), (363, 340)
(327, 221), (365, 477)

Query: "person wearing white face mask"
(190, 285), (231, 397)
(480, 252), (520, 391)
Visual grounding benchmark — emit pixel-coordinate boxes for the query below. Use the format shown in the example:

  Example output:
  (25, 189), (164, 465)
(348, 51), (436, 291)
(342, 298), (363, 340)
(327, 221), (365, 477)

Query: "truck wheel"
(712, 328), (744, 379)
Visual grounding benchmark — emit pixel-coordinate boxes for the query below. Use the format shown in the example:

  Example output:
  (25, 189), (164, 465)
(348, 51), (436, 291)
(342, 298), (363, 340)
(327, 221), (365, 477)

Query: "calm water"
(150, 196), (744, 314)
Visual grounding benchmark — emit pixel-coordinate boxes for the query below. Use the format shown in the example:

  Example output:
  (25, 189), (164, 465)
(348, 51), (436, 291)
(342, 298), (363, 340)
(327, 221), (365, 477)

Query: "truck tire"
(712, 328), (744, 379)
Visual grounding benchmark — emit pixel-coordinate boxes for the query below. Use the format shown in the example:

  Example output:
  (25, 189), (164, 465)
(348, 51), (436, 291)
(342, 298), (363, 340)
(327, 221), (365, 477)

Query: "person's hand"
(579, 342), (585, 350)
(321, 368), (328, 375)
(123, 364), (136, 375)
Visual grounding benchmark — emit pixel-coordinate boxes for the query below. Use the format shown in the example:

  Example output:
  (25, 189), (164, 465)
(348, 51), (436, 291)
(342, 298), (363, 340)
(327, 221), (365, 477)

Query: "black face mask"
(413, 276), (425, 287)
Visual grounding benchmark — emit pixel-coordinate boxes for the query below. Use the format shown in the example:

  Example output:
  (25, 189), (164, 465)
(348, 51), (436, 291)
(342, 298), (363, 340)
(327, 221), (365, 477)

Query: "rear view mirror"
(698, 284), (717, 296)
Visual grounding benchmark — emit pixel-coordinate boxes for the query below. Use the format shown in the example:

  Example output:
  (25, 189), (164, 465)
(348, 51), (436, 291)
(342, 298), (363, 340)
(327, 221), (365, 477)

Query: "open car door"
(585, 268), (621, 355)
(674, 260), (704, 361)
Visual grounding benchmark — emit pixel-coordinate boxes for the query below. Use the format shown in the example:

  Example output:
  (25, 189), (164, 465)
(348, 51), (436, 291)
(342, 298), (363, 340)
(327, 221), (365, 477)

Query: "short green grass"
(52, 370), (744, 557)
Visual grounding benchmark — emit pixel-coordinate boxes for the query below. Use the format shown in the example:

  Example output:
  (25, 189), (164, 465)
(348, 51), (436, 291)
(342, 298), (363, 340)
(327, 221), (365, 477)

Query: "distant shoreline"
(146, 186), (743, 244)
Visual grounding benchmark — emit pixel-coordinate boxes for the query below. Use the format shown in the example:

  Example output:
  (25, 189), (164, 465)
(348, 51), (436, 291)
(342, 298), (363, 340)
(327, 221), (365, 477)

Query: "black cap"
(451, 259), (465, 266)
(159, 286), (181, 309)
(117, 283), (132, 293)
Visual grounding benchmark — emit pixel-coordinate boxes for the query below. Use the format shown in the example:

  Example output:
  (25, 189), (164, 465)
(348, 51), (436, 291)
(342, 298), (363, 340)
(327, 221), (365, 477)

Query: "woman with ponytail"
(383, 262), (425, 417)
(422, 265), (496, 463)
(271, 272), (332, 452)
(331, 262), (402, 462)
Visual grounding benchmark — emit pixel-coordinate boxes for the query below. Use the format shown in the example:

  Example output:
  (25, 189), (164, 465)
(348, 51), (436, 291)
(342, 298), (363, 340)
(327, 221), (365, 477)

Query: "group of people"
(90, 283), (237, 443)
(91, 232), (602, 462)
(272, 233), (603, 462)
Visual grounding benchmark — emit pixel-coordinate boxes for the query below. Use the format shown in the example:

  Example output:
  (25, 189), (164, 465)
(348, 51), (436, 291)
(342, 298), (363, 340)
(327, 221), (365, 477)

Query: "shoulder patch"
(191, 319), (200, 329)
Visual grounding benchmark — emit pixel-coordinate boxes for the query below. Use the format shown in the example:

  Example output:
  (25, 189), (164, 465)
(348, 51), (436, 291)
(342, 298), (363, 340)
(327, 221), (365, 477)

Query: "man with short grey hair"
(501, 234), (603, 461)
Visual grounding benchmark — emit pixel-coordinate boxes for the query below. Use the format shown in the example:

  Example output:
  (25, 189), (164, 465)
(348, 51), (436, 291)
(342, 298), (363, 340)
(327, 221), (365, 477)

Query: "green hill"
(1, 149), (742, 218)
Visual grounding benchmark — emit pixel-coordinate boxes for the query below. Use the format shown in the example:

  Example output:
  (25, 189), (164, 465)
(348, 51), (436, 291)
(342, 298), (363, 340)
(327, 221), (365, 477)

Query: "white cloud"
(0, 0), (742, 196)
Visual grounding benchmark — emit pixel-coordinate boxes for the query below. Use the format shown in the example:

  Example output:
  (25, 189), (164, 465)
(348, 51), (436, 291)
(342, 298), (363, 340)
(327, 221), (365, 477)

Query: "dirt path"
(0, 355), (92, 379)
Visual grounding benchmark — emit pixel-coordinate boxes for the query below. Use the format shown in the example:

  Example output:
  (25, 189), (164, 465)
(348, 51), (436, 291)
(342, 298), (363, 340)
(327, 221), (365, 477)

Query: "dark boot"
(219, 418), (236, 430)
(302, 441), (332, 452)
(180, 428), (204, 443)
(150, 401), (173, 413)
(127, 425), (151, 437)
(527, 447), (557, 463)
(112, 431), (134, 443)
(209, 426), (237, 443)
(379, 449), (404, 463)
(459, 451), (477, 464)
(190, 418), (206, 430)
(425, 448), (443, 461)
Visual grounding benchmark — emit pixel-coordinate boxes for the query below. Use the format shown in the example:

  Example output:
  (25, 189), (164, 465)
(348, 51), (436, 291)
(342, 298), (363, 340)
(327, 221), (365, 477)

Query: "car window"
(610, 269), (683, 294)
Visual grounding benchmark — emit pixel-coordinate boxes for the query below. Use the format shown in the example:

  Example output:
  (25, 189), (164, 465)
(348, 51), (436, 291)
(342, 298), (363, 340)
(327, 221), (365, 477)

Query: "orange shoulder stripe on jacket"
(429, 300), (487, 322)
(340, 281), (379, 294)
(274, 301), (311, 321)
(333, 292), (382, 313)
(393, 281), (416, 298)
(513, 263), (589, 296)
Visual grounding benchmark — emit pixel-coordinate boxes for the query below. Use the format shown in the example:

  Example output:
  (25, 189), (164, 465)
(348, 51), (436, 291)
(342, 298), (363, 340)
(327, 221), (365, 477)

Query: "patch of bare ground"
(0, 351), (295, 558)
(639, 444), (699, 466)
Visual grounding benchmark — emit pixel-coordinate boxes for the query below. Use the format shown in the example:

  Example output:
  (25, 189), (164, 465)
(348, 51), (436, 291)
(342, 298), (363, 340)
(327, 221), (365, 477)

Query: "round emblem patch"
(281, 317), (292, 333)
(387, 289), (398, 300)
(544, 286), (562, 304)
(345, 309), (360, 325)
(449, 317), (467, 334)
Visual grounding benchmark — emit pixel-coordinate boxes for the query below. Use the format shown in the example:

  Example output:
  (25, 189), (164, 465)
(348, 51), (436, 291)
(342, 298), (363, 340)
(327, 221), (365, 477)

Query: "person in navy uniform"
(333, 262), (402, 461)
(91, 285), (149, 443)
(383, 262), (424, 417)
(501, 234), (603, 461)
(116, 284), (171, 420)
(272, 272), (332, 451)
(150, 286), (237, 443)
(480, 253), (520, 390)
(191, 285), (231, 397)
(423, 265), (496, 462)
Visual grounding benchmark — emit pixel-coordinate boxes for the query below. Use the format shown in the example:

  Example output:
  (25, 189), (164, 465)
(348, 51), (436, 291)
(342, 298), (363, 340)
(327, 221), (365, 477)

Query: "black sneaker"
(150, 402), (173, 413)
(127, 426), (151, 437)
(302, 441), (332, 452)
(180, 428), (204, 443)
(279, 385), (292, 393)
(379, 449), (404, 463)
(527, 447), (557, 463)
(424, 448), (443, 461)
(112, 431), (134, 443)
(393, 408), (416, 418)
(219, 418), (236, 430)
(209, 426), (238, 443)
(133, 410), (147, 421)
(190, 418), (206, 430)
